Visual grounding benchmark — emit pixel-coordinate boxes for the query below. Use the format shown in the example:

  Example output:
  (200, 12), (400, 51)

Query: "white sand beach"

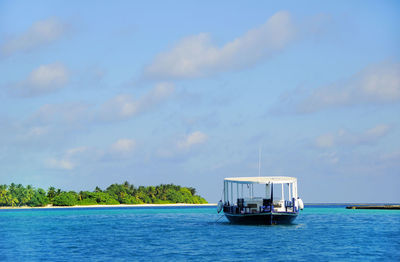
(0, 203), (217, 210)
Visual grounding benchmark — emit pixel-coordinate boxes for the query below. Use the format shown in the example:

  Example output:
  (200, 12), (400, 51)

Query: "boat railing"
(285, 199), (296, 212)
(223, 198), (297, 214)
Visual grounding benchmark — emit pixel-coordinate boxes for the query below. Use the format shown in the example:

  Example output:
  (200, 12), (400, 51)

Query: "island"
(0, 182), (208, 207)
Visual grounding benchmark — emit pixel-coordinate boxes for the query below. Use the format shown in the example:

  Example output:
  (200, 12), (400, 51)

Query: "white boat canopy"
(223, 176), (298, 204)
(224, 176), (297, 184)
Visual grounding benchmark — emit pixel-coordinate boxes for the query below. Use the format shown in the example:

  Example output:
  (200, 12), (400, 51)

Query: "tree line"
(0, 182), (207, 207)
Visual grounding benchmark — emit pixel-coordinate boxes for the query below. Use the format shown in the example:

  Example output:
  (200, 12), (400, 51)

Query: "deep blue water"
(0, 206), (399, 261)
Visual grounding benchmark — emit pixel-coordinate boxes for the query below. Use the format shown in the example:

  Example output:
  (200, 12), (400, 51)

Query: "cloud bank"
(143, 11), (296, 80)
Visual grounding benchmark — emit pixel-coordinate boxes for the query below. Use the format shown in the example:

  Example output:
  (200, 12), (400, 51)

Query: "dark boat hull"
(225, 212), (298, 225)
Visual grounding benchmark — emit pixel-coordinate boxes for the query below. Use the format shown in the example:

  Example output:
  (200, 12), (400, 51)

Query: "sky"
(0, 0), (399, 203)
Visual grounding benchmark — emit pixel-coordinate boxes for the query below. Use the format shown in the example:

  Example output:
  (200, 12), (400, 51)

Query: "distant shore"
(0, 203), (217, 210)
(346, 205), (400, 210)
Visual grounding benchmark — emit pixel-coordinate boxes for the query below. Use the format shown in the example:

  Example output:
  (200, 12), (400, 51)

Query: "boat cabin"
(223, 176), (301, 215)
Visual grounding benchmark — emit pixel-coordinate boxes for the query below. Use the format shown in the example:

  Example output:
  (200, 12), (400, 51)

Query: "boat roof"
(224, 176), (297, 184)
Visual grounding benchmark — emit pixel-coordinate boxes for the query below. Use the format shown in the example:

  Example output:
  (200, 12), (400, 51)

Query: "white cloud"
(380, 151), (400, 161)
(177, 131), (208, 149)
(14, 125), (51, 143)
(139, 82), (175, 111)
(28, 63), (68, 87)
(24, 126), (50, 138)
(12, 63), (69, 96)
(44, 139), (138, 170)
(99, 82), (174, 120)
(144, 11), (296, 80)
(315, 133), (335, 148)
(24, 82), (173, 131)
(156, 148), (175, 159)
(30, 102), (89, 125)
(111, 139), (136, 154)
(66, 146), (88, 156)
(318, 151), (339, 164)
(298, 61), (400, 113)
(156, 131), (208, 159)
(46, 158), (75, 170)
(101, 94), (139, 118)
(45, 146), (88, 170)
(1, 18), (68, 56)
(365, 124), (390, 138)
(315, 124), (391, 148)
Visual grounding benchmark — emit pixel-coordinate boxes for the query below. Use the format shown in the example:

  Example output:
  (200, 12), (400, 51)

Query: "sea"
(0, 205), (399, 261)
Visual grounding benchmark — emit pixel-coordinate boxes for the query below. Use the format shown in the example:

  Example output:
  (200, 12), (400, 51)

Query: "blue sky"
(1, 0), (399, 203)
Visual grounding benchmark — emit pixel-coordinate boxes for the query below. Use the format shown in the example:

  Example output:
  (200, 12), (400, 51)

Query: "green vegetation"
(0, 182), (207, 207)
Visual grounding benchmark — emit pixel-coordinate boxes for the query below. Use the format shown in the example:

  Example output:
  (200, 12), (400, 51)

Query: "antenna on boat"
(258, 146), (262, 177)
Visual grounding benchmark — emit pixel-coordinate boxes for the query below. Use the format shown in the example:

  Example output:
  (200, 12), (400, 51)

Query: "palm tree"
(0, 185), (8, 205)
(5, 192), (19, 207)
(148, 186), (156, 200)
(47, 187), (56, 200)
(26, 185), (34, 199)
(11, 196), (19, 207)
(9, 183), (16, 196)
(78, 191), (83, 201)
(18, 185), (34, 206)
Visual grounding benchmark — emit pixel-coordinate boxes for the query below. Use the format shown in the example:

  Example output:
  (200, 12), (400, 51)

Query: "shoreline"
(305, 203), (400, 205)
(2, 203), (399, 210)
(0, 203), (217, 210)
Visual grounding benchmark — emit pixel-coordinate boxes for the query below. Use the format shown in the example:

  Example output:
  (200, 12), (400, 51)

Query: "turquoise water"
(0, 206), (399, 261)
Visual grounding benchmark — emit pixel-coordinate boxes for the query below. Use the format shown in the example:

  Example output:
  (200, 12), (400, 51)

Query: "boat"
(217, 176), (304, 225)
